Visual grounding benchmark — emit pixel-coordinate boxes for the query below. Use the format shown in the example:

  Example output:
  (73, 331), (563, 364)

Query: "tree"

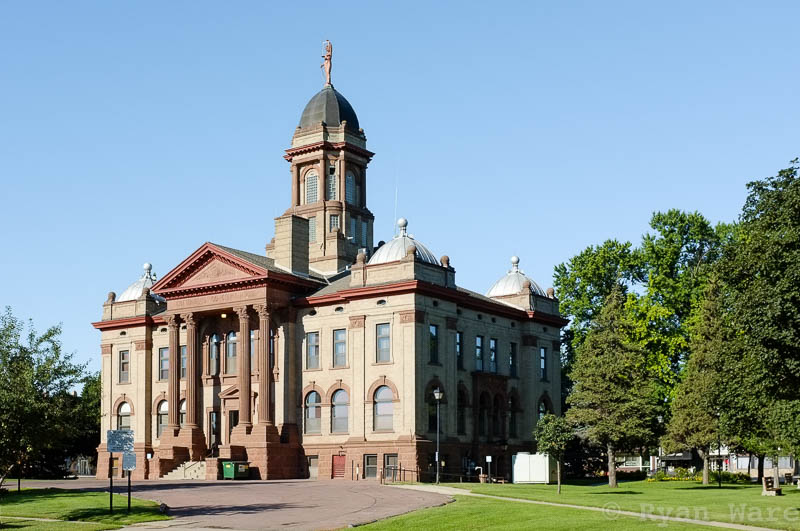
(533, 414), (573, 494)
(719, 158), (800, 478)
(0, 308), (86, 488)
(662, 276), (727, 485)
(567, 285), (657, 488)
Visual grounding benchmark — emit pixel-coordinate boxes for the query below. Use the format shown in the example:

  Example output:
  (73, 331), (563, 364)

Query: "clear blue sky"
(1, 1), (797, 374)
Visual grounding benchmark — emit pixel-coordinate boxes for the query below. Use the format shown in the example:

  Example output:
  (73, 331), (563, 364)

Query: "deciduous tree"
(533, 414), (574, 494)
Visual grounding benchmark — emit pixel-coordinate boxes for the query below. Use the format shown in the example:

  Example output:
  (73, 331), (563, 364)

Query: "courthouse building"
(93, 57), (566, 481)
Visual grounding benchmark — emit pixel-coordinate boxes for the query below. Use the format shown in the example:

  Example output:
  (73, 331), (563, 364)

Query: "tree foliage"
(662, 276), (727, 484)
(566, 286), (657, 487)
(533, 413), (574, 493)
(0, 308), (87, 487)
(719, 159), (800, 458)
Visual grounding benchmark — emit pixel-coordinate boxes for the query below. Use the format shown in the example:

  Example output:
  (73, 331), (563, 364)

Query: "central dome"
(368, 218), (438, 266)
(299, 85), (360, 130)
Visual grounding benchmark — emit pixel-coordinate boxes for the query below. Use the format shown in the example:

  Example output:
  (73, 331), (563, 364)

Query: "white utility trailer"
(512, 452), (558, 484)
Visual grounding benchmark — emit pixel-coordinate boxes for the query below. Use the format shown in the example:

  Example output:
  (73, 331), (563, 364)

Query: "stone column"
(166, 315), (180, 430)
(235, 305), (252, 429)
(255, 305), (273, 426)
(181, 313), (198, 427)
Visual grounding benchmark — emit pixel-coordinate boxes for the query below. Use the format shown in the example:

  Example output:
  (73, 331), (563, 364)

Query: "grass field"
(0, 518), (113, 530)
(0, 488), (170, 529)
(445, 480), (800, 529)
(360, 495), (710, 530)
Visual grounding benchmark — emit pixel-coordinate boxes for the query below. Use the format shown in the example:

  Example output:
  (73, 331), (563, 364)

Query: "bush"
(616, 470), (647, 481)
(709, 471), (751, 484)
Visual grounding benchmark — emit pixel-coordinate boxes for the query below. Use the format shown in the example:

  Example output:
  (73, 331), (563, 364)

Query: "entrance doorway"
(332, 455), (345, 478)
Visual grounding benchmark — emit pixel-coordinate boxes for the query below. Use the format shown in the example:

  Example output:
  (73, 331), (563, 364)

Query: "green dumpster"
(222, 461), (249, 479)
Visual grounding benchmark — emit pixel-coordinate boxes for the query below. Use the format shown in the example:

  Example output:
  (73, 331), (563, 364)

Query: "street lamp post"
(433, 388), (443, 484)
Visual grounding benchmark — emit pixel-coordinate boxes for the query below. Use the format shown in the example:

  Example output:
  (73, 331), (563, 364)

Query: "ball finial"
(397, 217), (408, 229)
(143, 262), (152, 273)
(511, 256), (520, 267)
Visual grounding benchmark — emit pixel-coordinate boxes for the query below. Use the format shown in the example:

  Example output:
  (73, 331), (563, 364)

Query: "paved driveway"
(20, 478), (450, 530)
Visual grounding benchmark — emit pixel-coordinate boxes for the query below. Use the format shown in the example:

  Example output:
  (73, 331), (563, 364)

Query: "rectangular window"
(540, 346), (548, 381)
(376, 323), (391, 362)
(361, 220), (368, 246)
(209, 411), (220, 449)
(333, 329), (347, 367)
(510, 342), (518, 377)
(456, 332), (464, 370)
(119, 350), (129, 383)
(326, 169), (336, 200)
(228, 410), (239, 442)
(330, 214), (340, 232)
(159, 347), (169, 380)
(351, 216), (358, 244)
(308, 216), (317, 243)
(180, 345), (187, 379)
(306, 332), (320, 369)
(429, 324), (439, 364)
(475, 336), (484, 372)
(364, 454), (378, 479)
(489, 338), (498, 373)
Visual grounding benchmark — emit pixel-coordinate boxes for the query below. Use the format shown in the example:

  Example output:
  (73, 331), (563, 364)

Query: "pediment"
(151, 242), (269, 294)
(183, 258), (250, 287)
(219, 385), (239, 399)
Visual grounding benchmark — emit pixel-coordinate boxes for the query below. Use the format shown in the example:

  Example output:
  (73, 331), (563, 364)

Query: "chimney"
(273, 214), (309, 276)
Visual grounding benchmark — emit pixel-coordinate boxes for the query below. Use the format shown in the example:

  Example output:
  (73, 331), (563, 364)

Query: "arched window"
(156, 400), (168, 437)
(209, 334), (220, 375)
(117, 402), (131, 430)
(304, 391), (321, 434)
(492, 395), (503, 437)
(331, 389), (349, 433)
(509, 393), (520, 438)
(179, 399), (186, 426)
(305, 171), (318, 204)
(225, 331), (237, 375)
(478, 393), (491, 436)
(373, 386), (394, 431)
(457, 388), (468, 435)
(538, 397), (550, 419)
(345, 171), (356, 205)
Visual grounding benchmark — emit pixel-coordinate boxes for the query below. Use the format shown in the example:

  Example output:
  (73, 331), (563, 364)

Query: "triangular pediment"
(219, 385), (239, 399)
(183, 258), (250, 287)
(151, 242), (269, 293)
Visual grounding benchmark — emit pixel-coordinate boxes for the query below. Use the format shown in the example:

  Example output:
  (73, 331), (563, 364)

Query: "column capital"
(180, 312), (196, 327)
(233, 305), (251, 320)
(254, 304), (270, 320)
(166, 314), (180, 330)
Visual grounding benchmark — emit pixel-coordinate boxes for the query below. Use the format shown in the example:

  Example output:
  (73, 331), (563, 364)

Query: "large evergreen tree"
(567, 286), (657, 487)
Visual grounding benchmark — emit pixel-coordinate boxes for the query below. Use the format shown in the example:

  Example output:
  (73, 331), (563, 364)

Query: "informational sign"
(122, 452), (136, 471)
(107, 430), (134, 453)
(486, 456), (493, 463)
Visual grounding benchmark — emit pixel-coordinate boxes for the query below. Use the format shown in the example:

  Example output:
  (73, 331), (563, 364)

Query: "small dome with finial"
(368, 218), (438, 266)
(486, 256), (547, 298)
(116, 263), (165, 302)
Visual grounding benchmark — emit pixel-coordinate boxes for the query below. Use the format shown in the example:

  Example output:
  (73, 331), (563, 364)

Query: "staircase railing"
(183, 460), (204, 478)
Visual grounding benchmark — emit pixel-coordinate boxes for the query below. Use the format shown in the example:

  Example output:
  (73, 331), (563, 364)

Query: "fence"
(381, 465), (485, 484)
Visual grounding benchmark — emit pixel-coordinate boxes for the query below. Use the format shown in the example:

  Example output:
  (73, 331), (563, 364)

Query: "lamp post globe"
(433, 388), (442, 484)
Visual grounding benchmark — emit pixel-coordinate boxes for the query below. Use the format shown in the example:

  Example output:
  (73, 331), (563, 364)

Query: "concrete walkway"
(392, 484), (776, 531)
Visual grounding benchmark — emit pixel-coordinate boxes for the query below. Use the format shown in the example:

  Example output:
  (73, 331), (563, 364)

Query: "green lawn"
(445, 480), (800, 530)
(360, 495), (709, 530)
(0, 488), (170, 528)
(0, 518), (113, 530)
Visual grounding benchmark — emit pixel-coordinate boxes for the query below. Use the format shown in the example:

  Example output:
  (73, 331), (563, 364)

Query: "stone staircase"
(162, 460), (206, 480)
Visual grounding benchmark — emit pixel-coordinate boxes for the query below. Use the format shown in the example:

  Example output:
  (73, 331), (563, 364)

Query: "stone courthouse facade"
(93, 51), (566, 481)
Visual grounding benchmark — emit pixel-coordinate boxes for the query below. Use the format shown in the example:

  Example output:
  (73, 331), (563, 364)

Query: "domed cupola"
(298, 85), (360, 131)
(486, 256), (547, 298)
(368, 218), (439, 266)
(116, 263), (165, 302)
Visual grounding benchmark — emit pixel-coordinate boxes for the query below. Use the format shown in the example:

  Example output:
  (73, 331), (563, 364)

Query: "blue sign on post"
(107, 430), (134, 453)
(122, 452), (136, 471)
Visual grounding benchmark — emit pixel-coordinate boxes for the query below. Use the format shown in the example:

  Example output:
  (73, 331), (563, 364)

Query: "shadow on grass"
(0, 521), (28, 529)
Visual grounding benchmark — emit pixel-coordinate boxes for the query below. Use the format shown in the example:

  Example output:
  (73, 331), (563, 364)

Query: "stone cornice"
(284, 141), (374, 162)
(92, 315), (166, 331)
